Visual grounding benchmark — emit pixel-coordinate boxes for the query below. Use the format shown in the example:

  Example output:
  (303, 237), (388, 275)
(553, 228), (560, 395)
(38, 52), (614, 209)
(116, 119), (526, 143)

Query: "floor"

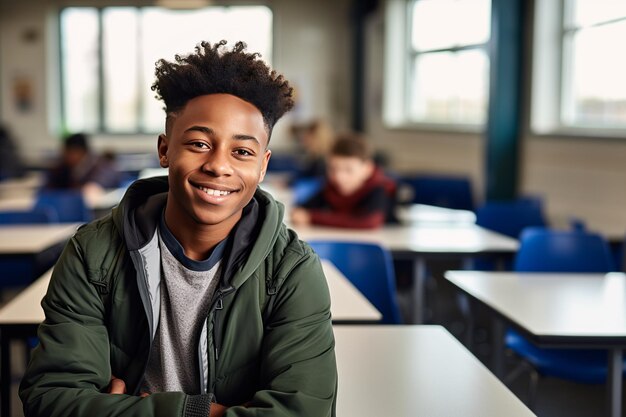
(3, 260), (623, 417)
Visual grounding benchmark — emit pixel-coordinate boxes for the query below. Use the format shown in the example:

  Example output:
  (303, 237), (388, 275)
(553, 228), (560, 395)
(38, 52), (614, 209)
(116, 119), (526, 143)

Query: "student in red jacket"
(290, 132), (396, 229)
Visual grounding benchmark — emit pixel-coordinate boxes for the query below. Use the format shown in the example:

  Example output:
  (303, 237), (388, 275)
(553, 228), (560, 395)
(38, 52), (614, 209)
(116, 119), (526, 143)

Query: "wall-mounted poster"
(13, 75), (34, 113)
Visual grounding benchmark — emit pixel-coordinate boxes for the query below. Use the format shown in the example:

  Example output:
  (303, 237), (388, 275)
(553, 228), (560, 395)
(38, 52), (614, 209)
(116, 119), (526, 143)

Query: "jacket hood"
(111, 176), (285, 289)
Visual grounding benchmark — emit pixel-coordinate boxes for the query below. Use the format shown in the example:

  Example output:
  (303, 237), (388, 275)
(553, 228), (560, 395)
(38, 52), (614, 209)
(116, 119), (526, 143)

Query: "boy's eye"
(190, 141), (209, 149)
(235, 149), (253, 156)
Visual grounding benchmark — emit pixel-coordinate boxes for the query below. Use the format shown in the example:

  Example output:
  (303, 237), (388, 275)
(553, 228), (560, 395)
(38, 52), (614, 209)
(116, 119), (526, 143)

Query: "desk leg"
(607, 348), (622, 417)
(412, 258), (427, 324)
(1, 329), (11, 417)
(491, 317), (505, 379)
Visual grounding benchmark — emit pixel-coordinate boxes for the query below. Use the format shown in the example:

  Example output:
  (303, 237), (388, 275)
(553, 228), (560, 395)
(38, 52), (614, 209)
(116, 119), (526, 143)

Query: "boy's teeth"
(199, 186), (231, 196)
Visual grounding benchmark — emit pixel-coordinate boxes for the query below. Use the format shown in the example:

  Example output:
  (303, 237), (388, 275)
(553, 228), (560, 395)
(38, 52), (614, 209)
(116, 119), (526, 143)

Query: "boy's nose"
(202, 151), (233, 176)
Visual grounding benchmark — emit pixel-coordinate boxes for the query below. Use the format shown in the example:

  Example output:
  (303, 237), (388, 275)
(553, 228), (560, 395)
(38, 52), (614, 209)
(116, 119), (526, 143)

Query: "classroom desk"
(396, 203), (476, 224)
(0, 187), (125, 214)
(294, 223), (518, 323)
(0, 173), (42, 199)
(0, 223), (79, 255)
(334, 325), (536, 417)
(0, 260), (380, 417)
(444, 270), (626, 417)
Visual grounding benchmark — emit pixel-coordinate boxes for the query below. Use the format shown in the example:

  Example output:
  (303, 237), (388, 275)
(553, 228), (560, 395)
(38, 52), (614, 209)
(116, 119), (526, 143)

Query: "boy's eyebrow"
(185, 126), (260, 145)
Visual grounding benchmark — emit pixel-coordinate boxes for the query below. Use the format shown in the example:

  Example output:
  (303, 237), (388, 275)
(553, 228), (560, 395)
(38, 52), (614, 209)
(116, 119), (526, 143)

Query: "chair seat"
(505, 329), (625, 384)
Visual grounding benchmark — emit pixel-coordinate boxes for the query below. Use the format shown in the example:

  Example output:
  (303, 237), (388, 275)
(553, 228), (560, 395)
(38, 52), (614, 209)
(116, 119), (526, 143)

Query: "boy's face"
(327, 155), (374, 196)
(158, 93), (270, 230)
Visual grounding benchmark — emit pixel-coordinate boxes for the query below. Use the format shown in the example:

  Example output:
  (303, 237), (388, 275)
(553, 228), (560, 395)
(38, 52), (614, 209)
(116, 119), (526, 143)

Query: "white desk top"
(294, 223), (518, 255)
(0, 269), (52, 324)
(0, 223), (78, 255)
(334, 325), (535, 417)
(397, 203), (476, 224)
(444, 271), (626, 341)
(0, 173), (42, 199)
(0, 187), (126, 212)
(0, 261), (381, 325)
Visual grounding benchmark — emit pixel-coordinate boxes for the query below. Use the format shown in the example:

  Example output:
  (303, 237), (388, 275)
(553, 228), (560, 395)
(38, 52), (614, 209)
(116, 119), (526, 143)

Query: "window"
(532, 0), (626, 135)
(384, 0), (491, 130)
(59, 6), (273, 134)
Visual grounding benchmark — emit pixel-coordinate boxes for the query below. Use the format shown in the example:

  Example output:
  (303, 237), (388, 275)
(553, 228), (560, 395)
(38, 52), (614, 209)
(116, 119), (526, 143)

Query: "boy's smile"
(158, 93), (270, 256)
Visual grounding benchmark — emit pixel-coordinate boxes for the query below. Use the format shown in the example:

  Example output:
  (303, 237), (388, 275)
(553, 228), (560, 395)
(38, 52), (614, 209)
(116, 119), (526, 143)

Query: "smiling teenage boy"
(20, 41), (337, 417)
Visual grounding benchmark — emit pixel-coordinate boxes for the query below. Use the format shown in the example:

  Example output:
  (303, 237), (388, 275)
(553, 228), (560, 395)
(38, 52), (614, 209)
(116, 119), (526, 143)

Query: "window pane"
(569, 0), (626, 28)
(140, 6), (273, 133)
(409, 50), (488, 124)
(412, 0), (491, 51)
(563, 21), (626, 127)
(103, 8), (139, 132)
(60, 8), (99, 133)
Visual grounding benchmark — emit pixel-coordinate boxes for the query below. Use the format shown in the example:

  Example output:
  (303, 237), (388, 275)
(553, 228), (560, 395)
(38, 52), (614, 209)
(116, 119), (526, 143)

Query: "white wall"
(0, 0), (352, 163)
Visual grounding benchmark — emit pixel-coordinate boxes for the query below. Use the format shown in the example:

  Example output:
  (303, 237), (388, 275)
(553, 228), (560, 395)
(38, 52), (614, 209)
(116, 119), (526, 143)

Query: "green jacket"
(20, 177), (337, 417)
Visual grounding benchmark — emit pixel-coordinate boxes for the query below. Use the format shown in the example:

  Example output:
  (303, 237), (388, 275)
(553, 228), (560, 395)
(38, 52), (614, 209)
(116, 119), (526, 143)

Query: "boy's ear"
(258, 149), (272, 183)
(157, 134), (169, 168)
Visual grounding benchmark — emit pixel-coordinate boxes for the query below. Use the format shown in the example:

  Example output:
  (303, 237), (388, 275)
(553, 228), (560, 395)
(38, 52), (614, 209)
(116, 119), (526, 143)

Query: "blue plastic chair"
(308, 240), (403, 324)
(267, 154), (302, 175)
(0, 208), (58, 224)
(398, 174), (474, 211)
(291, 177), (323, 206)
(475, 199), (547, 239)
(513, 227), (615, 273)
(506, 227), (622, 405)
(34, 190), (92, 223)
(0, 208), (59, 289)
(471, 199), (547, 271)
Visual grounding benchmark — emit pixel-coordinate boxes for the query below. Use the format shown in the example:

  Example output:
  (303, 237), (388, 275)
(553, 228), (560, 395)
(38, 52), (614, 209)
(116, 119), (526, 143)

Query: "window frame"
(383, 0), (491, 133)
(58, 5), (274, 136)
(530, 0), (626, 138)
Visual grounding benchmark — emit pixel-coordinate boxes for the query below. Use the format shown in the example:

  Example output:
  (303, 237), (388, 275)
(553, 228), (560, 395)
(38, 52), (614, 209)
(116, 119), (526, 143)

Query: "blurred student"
(44, 133), (121, 192)
(0, 124), (26, 179)
(291, 132), (397, 229)
(291, 118), (334, 179)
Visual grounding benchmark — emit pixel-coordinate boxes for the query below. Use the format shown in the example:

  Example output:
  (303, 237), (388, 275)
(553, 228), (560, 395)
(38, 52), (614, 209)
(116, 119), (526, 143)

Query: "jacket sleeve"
(224, 247), (337, 416)
(19, 234), (210, 417)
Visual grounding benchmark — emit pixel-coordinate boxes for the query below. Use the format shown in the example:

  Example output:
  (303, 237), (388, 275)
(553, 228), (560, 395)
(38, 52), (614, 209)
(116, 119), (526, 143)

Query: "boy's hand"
(108, 376), (149, 397)
(108, 375), (126, 395)
(209, 402), (227, 417)
(290, 208), (311, 226)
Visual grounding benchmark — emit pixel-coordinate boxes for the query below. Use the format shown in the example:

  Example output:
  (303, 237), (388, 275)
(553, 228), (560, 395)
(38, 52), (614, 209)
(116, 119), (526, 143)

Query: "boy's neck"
(163, 205), (241, 261)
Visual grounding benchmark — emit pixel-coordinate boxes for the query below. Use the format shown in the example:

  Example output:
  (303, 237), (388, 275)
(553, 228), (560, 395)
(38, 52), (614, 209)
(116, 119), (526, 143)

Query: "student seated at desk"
(291, 133), (397, 229)
(44, 132), (122, 193)
(20, 40), (337, 417)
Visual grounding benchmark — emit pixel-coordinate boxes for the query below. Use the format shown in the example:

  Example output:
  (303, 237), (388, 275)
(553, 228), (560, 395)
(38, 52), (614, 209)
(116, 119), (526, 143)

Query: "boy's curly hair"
(152, 40), (294, 138)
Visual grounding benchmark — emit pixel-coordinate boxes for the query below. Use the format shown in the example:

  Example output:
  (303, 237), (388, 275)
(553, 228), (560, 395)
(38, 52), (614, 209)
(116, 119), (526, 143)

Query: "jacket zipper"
(206, 286), (235, 393)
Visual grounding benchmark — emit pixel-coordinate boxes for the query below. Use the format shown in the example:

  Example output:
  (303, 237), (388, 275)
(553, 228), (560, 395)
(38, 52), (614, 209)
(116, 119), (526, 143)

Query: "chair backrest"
(34, 190), (92, 223)
(291, 177), (324, 206)
(0, 208), (57, 224)
(267, 154), (301, 175)
(399, 175), (474, 211)
(308, 240), (403, 324)
(514, 227), (614, 272)
(475, 199), (546, 238)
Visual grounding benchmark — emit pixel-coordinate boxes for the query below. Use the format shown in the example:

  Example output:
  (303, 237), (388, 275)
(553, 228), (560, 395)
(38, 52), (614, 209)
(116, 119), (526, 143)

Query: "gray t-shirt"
(143, 216), (227, 394)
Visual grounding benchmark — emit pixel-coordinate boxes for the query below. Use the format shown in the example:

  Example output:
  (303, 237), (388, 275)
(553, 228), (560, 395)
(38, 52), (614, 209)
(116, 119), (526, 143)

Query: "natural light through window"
(60, 6), (273, 134)
(384, 0), (491, 129)
(562, 0), (626, 128)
